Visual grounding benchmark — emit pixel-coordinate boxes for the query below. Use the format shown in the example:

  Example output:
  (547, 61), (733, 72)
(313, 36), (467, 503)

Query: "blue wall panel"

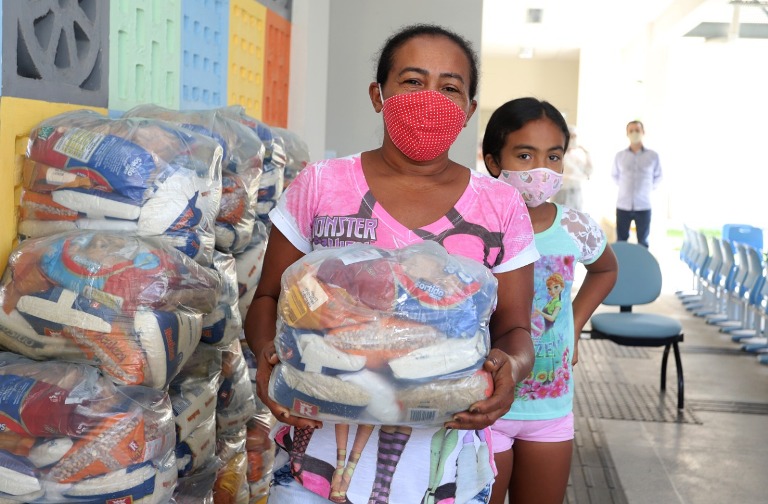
(180, 0), (229, 110)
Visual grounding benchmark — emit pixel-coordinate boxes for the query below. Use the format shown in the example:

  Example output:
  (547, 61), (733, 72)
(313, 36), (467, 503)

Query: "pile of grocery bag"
(0, 104), (309, 504)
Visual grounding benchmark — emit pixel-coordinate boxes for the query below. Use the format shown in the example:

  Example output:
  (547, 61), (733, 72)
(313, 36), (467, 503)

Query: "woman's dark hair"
(375, 24), (479, 100)
(482, 97), (570, 167)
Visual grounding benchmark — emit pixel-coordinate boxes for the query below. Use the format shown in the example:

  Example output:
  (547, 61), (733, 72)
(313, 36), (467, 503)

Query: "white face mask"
(497, 167), (563, 207)
(628, 132), (643, 144)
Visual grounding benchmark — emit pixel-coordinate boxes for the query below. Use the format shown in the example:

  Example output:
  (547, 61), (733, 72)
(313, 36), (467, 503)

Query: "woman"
(245, 24), (537, 504)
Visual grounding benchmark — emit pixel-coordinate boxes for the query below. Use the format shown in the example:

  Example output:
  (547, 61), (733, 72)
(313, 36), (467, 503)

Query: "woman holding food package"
(245, 23), (538, 504)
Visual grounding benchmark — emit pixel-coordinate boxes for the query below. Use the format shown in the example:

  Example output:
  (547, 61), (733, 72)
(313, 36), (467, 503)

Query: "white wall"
(660, 37), (768, 230)
(479, 55), (580, 126)
(287, 0), (330, 163)
(321, 0), (484, 168)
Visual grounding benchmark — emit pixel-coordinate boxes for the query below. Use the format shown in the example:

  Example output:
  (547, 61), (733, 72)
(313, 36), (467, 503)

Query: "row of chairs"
(678, 224), (767, 365)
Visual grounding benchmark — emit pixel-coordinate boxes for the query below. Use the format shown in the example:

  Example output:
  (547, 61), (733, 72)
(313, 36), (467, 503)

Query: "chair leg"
(661, 344), (670, 391)
(673, 342), (684, 410)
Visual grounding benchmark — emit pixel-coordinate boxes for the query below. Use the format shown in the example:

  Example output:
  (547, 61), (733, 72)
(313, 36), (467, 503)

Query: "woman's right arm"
(243, 226), (323, 429)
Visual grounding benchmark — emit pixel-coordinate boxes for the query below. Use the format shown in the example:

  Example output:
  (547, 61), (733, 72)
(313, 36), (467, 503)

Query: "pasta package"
(0, 354), (176, 503)
(0, 230), (221, 388)
(269, 241), (498, 425)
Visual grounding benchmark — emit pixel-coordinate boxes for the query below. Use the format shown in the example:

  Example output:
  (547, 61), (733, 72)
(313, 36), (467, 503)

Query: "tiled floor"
(565, 246), (768, 504)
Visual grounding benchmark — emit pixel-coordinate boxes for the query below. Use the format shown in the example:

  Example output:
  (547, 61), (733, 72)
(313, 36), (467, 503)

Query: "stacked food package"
(0, 230), (220, 389)
(20, 110), (223, 265)
(0, 354), (177, 503)
(0, 105), (311, 503)
(122, 105), (265, 255)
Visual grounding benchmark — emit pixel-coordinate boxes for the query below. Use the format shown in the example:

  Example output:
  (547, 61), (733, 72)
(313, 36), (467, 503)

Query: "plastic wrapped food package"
(219, 107), (286, 222)
(212, 451), (248, 504)
(203, 252), (243, 347)
(234, 221), (268, 321)
(268, 241), (498, 425)
(270, 126), (310, 187)
(244, 418), (274, 497)
(21, 109), (223, 264)
(123, 105), (265, 254)
(0, 230), (221, 388)
(239, 342), (276, 503)
(216, 340), (257, 434)
(170, 343), (223, 447)
(173, 462), (217, 504)
(0, 353), (177, 503)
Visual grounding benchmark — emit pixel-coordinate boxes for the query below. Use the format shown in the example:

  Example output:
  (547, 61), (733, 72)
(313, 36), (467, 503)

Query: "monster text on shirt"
(312, 215), (379, 247)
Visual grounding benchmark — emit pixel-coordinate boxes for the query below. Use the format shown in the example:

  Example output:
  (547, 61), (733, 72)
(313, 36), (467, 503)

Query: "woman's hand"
(255, 342), (323, 430)
(246, 228), (320, 428)
(443, 348), (516, 430)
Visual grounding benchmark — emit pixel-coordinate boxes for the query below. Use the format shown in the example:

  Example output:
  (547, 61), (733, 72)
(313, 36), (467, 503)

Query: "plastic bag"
(0, 353), (177, 503)
(219, 107), (286, 222)
(217, 340), (257, 434)
(203, 251), (243, 346)
(269, 241), (498, 425)
(270, 126), (309, 187)
(22, 109), (223, 264)
(0, 230), (221, 388)
(123, 105), (265, 254)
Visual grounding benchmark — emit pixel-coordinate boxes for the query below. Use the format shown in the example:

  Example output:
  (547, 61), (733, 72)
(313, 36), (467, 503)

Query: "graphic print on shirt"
(312, 190), (506, 269)
(517, 254), (575, 400)
(311, 192), (380, 248)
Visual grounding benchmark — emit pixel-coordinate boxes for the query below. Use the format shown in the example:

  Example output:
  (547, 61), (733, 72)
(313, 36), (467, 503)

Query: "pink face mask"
(498, 168), (563, 207)
(380, 88), (467, 161)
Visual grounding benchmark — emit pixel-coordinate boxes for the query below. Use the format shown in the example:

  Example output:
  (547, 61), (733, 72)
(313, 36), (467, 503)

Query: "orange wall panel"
(263, 9), (291, 128)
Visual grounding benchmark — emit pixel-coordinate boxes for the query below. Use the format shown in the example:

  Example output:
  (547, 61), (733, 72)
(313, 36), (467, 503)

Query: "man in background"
(612, 120), (662, 248)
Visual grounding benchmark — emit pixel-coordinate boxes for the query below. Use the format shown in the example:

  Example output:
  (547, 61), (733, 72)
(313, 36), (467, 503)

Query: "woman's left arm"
(445, 263), (535, 429)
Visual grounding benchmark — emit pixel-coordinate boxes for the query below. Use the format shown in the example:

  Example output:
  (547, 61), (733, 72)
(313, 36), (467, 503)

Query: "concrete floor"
(569, 245), (768, 504)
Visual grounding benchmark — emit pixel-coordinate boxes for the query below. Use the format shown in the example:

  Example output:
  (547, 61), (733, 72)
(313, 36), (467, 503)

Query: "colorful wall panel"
(180, 0), (229, 110)
(109, 0), (182, 111)
(263, 8), (290, 127)
(227, 0), (266, 118)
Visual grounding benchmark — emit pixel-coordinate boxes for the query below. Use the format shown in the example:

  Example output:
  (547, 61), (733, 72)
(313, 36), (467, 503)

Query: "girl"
(482, 98), (618, 504)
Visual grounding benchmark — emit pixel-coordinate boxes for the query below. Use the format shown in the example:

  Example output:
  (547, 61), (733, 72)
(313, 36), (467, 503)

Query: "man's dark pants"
(616, 208), (651, 248)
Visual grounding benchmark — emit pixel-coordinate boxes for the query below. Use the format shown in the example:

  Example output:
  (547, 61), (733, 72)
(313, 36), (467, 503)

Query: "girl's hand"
(255, 343), (323, 429)
(443, 349), (515, 430)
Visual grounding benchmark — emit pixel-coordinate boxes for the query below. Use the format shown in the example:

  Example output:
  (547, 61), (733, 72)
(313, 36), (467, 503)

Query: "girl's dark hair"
(482, 97), (570, 166)
(375, 24), (479, 100)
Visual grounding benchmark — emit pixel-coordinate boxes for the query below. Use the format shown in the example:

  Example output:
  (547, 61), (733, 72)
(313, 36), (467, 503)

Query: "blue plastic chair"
(678, 230), (711, 305)
(708, 242), (752, 328)
(723, 223), (763, 252)
(590, 242), (685, 409)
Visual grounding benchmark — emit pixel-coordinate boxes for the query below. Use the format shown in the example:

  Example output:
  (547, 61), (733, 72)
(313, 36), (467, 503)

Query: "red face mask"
(381, 89), (467, 161)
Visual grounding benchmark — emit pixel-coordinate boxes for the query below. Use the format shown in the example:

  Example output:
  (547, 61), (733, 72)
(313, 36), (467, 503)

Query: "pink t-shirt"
(268, 154), (537, 503)
(271, 155), (538, 272)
